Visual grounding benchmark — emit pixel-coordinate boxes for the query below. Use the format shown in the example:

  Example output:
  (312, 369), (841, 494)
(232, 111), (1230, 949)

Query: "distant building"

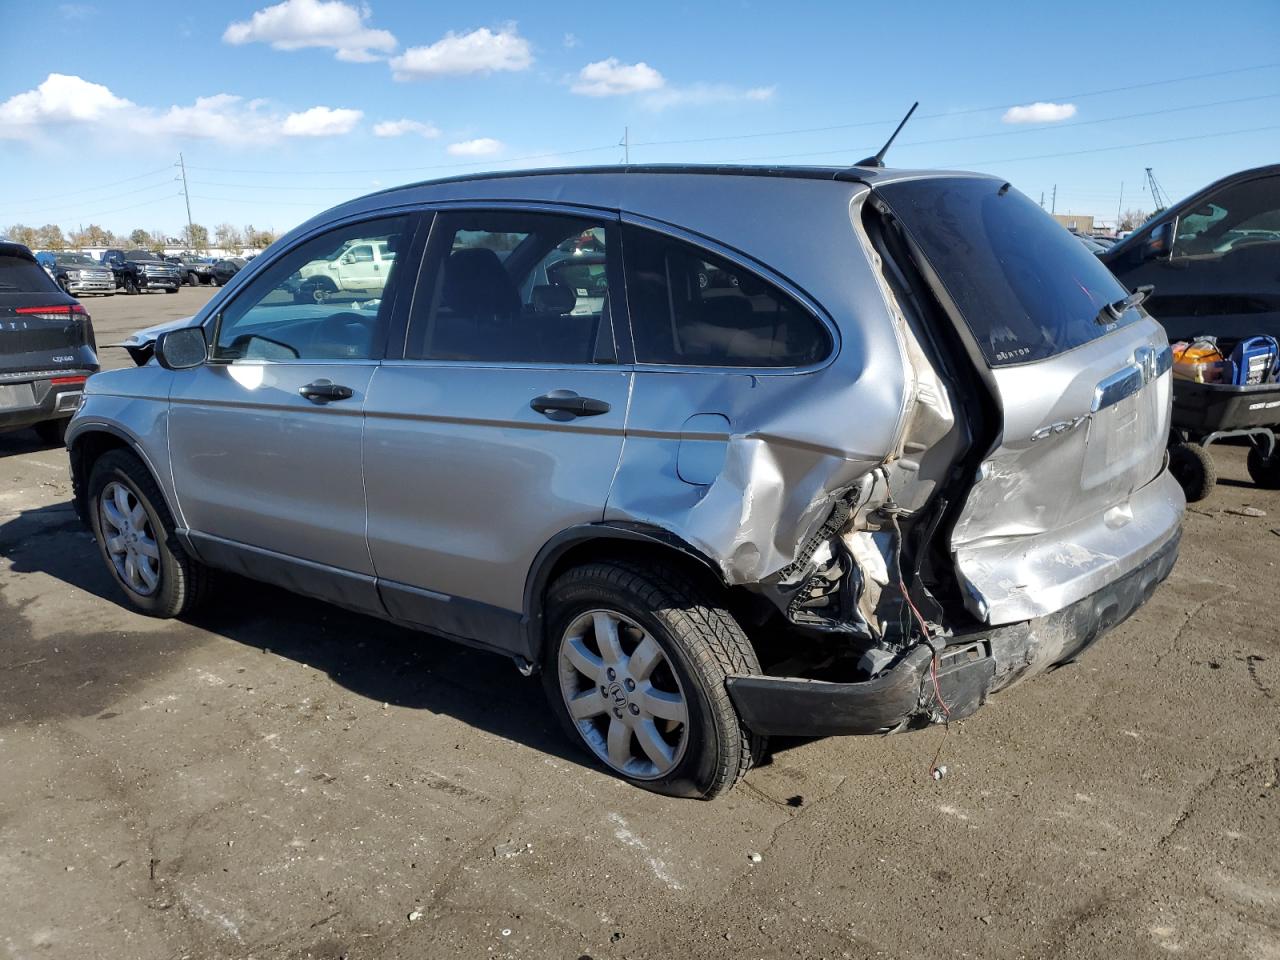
(1053, 213), (1095, 234)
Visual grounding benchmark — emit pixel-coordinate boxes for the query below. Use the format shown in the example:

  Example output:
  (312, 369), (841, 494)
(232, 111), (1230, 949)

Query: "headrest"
(442, 248), (520, 319)
(531, 283), (577, 315)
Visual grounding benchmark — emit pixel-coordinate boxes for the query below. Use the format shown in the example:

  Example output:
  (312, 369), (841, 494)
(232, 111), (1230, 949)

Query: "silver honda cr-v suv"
(68, 165), (1183, 798)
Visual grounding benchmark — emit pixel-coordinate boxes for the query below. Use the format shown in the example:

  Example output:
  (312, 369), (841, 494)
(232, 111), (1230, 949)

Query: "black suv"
(101, 249), (181, 294)
(166, 255), (215, 286)
(1101, 164), (1280, 341)
(0, 242), (99, 443)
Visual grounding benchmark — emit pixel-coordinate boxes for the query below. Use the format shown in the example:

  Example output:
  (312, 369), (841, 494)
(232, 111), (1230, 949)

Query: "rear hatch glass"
(0, 254), (59, 295)
(875, 177), (1136, 365)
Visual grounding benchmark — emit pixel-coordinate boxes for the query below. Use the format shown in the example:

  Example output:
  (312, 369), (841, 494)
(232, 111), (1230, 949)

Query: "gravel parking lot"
(1, 288), (1278, 960)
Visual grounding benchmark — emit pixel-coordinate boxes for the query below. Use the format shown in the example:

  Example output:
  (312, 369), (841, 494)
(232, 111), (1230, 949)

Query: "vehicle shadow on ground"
(0, 432), (62, 459)
(0, 501), (593, 772)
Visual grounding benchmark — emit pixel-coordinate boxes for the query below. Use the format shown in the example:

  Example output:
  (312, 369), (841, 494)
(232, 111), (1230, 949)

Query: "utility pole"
(620, 126), (630, 164)
(1039, 191), (1045, 208)
(1050, 184), (1057, 214)
(176, 153), (195, 251)
(1115, 180), (1124, 234)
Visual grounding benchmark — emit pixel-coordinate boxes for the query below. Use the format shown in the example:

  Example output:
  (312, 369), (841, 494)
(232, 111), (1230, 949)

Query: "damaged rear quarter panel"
(604, 190), (912, 585)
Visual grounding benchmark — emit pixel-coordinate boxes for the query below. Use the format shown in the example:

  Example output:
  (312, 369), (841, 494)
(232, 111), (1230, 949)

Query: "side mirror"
(155, 326), (208, 370)
(1141, 220), (1175, 262)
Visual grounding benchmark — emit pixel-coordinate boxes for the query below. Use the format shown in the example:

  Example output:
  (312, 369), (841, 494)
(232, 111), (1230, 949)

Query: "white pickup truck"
(295, 239), (395, 302)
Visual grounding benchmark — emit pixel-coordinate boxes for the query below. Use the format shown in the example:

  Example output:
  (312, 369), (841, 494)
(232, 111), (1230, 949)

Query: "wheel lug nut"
(628, 704), (640, 715)
(600, 685), (608, 696)
(625, 679), (635, 691)
(606, 668), (616, 681)
(612, 708), (623, 719)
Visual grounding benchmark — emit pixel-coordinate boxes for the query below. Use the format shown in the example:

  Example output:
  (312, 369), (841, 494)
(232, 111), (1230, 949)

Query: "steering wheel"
(318, 311), (372, 358)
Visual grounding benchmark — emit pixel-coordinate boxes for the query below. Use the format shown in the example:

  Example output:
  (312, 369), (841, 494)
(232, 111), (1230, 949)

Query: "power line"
(185, 143), (619, 177)
(726, 93), (1280, 163)
(631, 61), (1280, 149)
(3, 178), (178, 218)
(0, 165), (174, 207)
(946, 124), (1280, 167)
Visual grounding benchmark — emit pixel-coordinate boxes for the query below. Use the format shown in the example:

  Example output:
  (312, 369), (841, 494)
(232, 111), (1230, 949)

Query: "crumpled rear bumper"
(725, 527), (1180, 737)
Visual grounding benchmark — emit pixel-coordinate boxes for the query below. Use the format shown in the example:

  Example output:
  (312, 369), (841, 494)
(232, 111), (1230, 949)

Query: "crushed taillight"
(16, 304), (89, 321)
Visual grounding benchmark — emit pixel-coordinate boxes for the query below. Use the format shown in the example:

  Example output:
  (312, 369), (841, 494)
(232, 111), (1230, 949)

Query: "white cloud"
(373, 118), (440, 138)
(644, 82), (777, 109)
(0, 73), (131, 128)
(0, 73), (362, 143)
(1001, 101), (1077, 124)
(446, 137), (503, 157)
(571, 58), (665, 97)
(281, 105), (363, 136)
(223, 0), (396, 63)
(567, 58), (774, 110)
(390, 24), (532, 80)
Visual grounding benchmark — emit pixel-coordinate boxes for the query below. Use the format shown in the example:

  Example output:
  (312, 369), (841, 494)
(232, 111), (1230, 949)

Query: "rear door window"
(405, 210), (617, 365)
(621, 225), (830, 367)
(876, 177), (1133, 366)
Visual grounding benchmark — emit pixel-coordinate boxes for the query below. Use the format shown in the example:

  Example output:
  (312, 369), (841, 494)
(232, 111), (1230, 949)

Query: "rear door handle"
(530, 390), (611, 420)
(299, 379), (355, 404)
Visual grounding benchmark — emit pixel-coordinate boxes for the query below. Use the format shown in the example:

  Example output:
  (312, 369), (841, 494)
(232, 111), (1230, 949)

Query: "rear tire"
(541, 561), (763, 799)
(1247, 443), (1280, 489)
(87, 449), (215, 617)
(1169, 442), (1216, 502)
(33, 418), (67, 446)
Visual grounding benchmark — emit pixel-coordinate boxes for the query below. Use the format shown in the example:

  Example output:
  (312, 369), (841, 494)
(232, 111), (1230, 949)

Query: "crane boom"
(1144, 167), (1170, 212)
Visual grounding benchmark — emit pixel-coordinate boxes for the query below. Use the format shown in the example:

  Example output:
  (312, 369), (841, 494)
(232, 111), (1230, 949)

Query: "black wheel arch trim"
(520, 521), (727, 660)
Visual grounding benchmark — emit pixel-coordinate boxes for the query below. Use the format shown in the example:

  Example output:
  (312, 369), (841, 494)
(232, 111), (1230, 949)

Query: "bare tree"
(1118, 209), (1150, 232)
(35, 224), (66, 250)
(6, 223), (38, 248)
(68, 224), (113, 247)
(215, 223), (243, 252)
(182, 223), (210, 253)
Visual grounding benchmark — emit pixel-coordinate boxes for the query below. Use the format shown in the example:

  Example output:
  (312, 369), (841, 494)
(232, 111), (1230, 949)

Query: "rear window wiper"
(1097, 284), (1153, 324)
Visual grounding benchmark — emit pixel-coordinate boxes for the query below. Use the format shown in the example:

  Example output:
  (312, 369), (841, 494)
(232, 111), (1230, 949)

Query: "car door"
(168, 213), (416, 614)
(363, 207), (630, 651)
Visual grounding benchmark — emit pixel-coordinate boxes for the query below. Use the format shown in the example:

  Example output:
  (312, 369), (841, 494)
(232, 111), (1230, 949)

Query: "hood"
(111, 314), (199, 365)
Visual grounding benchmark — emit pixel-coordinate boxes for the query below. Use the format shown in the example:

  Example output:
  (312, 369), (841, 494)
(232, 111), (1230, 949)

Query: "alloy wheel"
(557, 609), (689, 779)
(99, 481), (161, 596)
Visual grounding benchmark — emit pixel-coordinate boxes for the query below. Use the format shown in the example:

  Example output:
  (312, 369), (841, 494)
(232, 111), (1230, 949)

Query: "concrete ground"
(1, 286), (1277, 960)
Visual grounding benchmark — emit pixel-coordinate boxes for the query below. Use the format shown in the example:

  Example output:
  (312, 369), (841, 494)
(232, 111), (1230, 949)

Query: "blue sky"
(2, 0), (1278, 237)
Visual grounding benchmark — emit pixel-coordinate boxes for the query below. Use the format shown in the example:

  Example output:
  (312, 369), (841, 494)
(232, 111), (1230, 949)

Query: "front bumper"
(726, 526), (1181, 737)
(68, 279), (115, 294)
(0, 373), (92, 431)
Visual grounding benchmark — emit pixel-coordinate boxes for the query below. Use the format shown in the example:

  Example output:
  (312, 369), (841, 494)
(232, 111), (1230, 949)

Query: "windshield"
(126, 249), (162, 261)
(876, 177), (1133, 366)
(56, 253), (97, 265)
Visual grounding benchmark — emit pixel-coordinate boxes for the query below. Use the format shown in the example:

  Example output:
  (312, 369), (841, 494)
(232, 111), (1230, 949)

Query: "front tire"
(88, 449), (215, 617)
(123, 275), (139, 295)
(542, 561), (763, 799)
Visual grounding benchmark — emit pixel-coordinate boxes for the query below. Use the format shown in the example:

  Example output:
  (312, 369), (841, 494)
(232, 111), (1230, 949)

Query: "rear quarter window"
(621, 225), (830, 368)
(876, 177), (1133, 366)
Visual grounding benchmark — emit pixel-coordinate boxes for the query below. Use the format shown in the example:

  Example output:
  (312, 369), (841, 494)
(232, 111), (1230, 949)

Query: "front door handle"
(299, 379), (354, 404)
(530, 390), (610, 420)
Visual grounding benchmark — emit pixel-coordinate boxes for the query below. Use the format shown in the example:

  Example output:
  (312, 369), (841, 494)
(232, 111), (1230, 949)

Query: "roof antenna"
(855, 102), (918, 168)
